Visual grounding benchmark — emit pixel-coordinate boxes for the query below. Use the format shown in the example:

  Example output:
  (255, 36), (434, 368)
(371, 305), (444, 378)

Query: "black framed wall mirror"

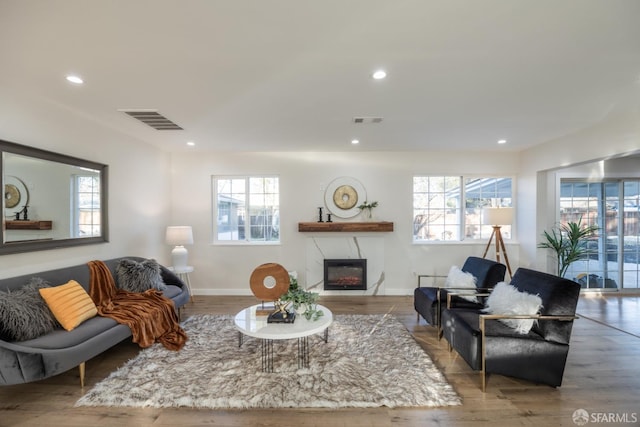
(1, 139), (109, 255)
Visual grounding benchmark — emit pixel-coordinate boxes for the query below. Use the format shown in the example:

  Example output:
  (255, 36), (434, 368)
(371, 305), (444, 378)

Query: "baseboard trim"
(191, 288), (414, 296)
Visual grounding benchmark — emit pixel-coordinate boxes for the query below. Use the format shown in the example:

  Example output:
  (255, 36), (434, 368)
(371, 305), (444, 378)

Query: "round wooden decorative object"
(249, 263), (290, 301)
(333, 184), (358, 210)
(5, 184), (20, 208)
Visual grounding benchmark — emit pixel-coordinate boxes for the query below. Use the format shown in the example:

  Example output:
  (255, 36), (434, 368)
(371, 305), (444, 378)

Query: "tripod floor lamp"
(481, 207), (513, 277)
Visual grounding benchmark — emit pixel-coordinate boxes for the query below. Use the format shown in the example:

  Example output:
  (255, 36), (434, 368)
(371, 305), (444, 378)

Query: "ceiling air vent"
(352, 117), (383, 124)
(120, 110), (184, 130)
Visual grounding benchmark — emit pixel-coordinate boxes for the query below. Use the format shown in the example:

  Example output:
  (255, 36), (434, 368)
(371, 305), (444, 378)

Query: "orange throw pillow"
(39, 280), (98, 331)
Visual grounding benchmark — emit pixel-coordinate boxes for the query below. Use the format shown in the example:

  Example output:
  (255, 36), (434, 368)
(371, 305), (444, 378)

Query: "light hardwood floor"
(1, 294), (639, 427)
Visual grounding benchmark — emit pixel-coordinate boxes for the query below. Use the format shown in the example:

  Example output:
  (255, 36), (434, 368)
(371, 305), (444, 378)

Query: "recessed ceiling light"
(65, 75), (84, 84)
(498, 139), (507, 144)
(372, 70), (387, 80)
(187, 141), (195, 146)
(351, 139), (360, 145)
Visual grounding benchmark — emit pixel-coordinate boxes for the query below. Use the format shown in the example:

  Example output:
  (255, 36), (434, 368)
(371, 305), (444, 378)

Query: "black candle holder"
(326, 213), (332, 223)
(317, 207), (324, 222)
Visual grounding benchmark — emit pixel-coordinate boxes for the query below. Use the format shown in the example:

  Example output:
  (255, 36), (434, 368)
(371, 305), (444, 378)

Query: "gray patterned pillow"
(0, 277), (59, 341)
(116, 258), (167, 293)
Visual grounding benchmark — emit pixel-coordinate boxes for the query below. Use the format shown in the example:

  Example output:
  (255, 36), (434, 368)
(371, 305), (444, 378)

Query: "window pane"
(414, 176), (512, 242)
(413, 176), (461, 241)
(74, 175), (100, 237)
(622, 180), (640, 288)
(216, 178), (246, 241)
(214, 176), (279, 243)
(248, 177), (279, 242)
(560, 180), (620, 289)
(464, 177), (512, 239)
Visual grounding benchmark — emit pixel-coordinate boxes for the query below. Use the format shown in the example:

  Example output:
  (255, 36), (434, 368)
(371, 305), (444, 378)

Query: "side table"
(169, 266), (194, 302)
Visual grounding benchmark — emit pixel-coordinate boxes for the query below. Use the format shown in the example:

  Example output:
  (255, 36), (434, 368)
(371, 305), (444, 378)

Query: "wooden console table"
(298, 221), (393, 232)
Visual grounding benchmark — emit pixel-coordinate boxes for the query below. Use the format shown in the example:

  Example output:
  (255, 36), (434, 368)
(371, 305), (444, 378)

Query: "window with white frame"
(213, 176), (280, 243)
(413, 176), (513, 242)
(73, 174), (101, 238)
(559, 178), (640, 289)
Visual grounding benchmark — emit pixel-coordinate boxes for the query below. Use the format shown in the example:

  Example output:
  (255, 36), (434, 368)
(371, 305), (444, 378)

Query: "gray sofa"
(0, 256), (189, 386)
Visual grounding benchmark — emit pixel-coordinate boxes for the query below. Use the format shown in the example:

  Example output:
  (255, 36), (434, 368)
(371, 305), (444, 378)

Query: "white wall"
(4, 155), (71, 241)
(2, 88), (638, 291)
(0, 87), (172, 279)
(517, 109), (640, 271)
(167, 107), (639, 293)
(169, 150), (520, 295)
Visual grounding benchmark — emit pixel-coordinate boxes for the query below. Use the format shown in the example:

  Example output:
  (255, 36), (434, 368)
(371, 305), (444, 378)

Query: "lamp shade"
(482, 207), (513, 226)
(165, 226), (194, 246)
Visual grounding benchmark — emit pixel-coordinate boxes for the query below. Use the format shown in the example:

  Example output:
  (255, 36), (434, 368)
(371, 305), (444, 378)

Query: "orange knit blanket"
(88, 260), (187, 350)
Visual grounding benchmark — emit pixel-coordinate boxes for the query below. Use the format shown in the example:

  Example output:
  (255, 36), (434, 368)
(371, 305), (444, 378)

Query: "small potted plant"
(280, 276), (324, 321)
(357, 200), (378, 220)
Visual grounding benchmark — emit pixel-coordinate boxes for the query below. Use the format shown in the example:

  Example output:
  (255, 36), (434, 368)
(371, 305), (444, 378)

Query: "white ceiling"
(1, 0), (639, 153)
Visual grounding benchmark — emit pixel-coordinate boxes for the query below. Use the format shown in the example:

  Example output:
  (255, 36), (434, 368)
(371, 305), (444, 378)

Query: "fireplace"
(324, 259), (367, 290)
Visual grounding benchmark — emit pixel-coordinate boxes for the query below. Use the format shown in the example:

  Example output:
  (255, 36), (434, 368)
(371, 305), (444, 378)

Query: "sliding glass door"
(560, 179), (640, 290)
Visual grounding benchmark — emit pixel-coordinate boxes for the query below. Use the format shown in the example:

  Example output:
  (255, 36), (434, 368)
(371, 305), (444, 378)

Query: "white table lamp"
(481, 207), (513, 277)
(166, 226), (193, 269)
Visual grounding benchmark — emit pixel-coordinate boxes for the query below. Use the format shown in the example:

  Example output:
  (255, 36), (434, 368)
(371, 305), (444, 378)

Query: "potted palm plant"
(538, 216), (599, 277)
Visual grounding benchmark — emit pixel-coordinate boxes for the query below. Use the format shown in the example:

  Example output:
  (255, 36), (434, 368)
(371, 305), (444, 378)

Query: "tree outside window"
(413, 176), (512, 242)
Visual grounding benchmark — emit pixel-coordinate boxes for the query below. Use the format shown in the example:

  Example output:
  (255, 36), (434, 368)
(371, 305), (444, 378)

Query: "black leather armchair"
(414, 256), (506, 327)
(440, 268), (580, 391)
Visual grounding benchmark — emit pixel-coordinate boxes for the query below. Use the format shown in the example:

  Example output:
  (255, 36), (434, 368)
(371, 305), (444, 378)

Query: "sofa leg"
(79, 362), (85, 388)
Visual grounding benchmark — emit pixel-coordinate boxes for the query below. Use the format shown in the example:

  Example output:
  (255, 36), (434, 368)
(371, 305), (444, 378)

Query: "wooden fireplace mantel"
(298, 221), (394, 232)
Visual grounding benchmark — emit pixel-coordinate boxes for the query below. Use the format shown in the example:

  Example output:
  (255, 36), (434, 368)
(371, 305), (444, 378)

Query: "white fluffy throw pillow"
(444, 265), (478, 302)
(483, 282), (543, 334)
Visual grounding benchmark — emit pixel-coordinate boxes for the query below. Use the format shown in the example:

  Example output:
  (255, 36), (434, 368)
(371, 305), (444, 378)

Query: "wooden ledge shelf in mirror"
(298, 222), (394, 232)
(6, 220), (53, 230)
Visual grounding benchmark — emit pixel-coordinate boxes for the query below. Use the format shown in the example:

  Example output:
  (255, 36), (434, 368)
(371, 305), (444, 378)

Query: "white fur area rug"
(75, 314), (461, 409)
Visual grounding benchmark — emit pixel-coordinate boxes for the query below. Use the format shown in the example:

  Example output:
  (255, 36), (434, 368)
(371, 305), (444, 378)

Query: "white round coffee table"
(234, 304), (333, 372)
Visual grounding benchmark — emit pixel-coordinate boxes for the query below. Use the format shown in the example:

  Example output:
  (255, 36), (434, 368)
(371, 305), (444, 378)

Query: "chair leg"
(436, 292), (443, 340)
(480, 317), (487, 392)
(79, 362), (85, 388)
